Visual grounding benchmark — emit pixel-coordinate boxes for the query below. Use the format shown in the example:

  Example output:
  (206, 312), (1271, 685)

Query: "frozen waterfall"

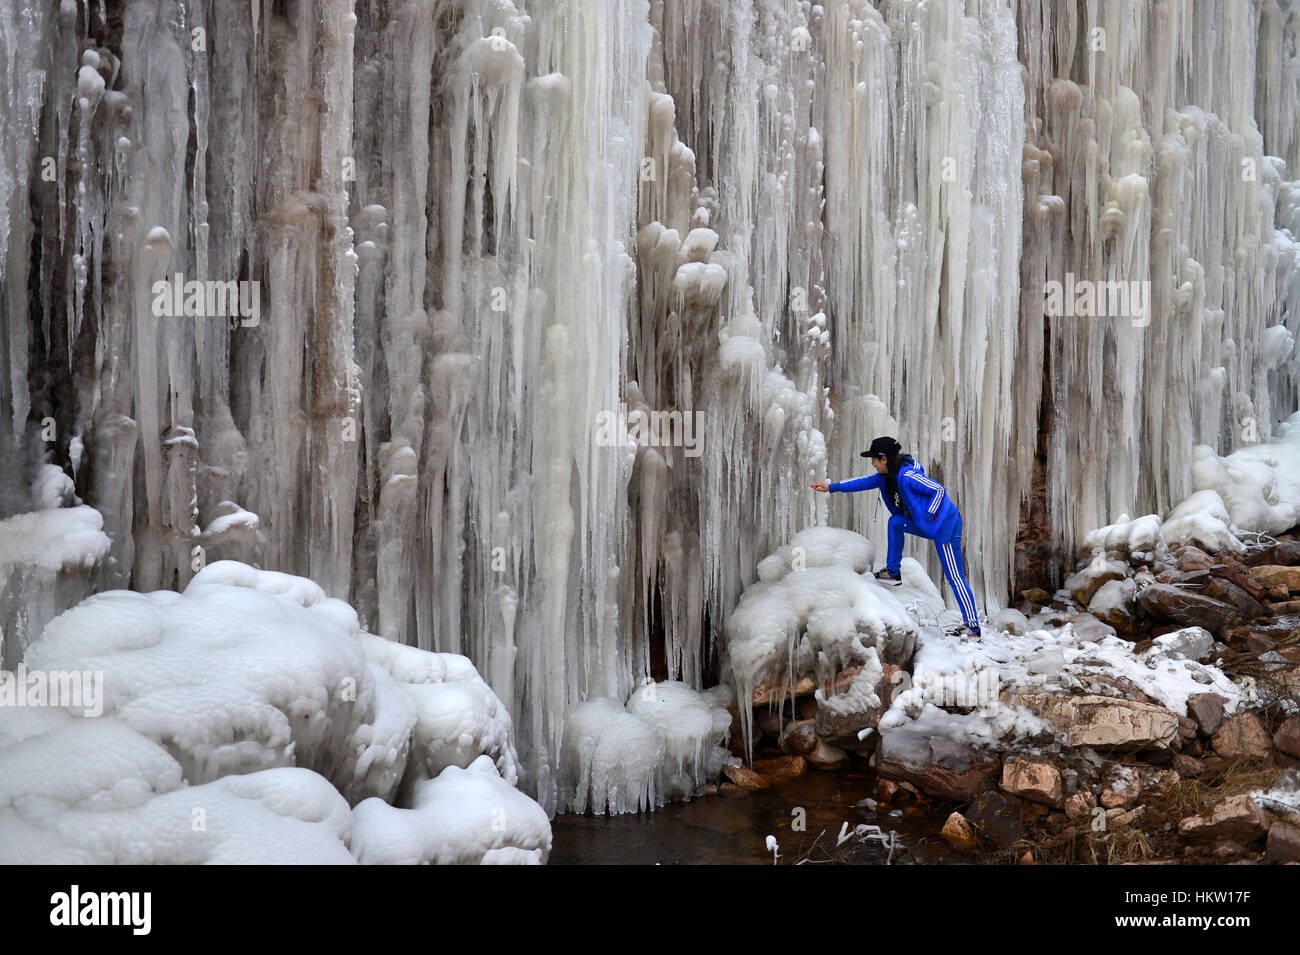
(1, 0), (1297, 814)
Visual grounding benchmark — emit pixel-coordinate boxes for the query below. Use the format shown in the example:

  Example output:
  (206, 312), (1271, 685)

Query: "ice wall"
(1020, 0), (1300, 577)
(0, 0), (1297, 814)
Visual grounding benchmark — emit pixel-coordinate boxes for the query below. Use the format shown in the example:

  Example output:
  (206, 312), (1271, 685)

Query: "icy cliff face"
(1, 0), (1297, 812)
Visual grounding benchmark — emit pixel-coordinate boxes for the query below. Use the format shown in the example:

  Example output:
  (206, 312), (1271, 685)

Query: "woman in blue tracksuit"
(811, 435), (981, 638)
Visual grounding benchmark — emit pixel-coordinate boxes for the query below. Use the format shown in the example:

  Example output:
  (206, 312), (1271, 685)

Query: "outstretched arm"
(811, 474), (883, 493)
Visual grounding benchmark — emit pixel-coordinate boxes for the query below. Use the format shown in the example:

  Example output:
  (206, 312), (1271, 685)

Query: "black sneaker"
(873, 568), (902, 586)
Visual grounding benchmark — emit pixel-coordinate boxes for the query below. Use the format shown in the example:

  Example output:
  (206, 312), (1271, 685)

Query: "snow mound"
(1191, 412), (1300, 536)
(0, 708), (355, 864)
(25, 565), (407, 803)
(352, 755), (551, 864)
(1082, 412), (1300, 555)
(8, 561), (548, 863)
(358, 633), (519, 789)
(756, 526), (874, 581)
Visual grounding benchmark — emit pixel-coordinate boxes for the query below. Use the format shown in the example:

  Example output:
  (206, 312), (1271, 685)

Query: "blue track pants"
(886, 512), (980, 629)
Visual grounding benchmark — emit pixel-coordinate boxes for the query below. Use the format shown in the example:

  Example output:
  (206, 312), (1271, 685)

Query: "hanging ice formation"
(1, 0), (1297, 814)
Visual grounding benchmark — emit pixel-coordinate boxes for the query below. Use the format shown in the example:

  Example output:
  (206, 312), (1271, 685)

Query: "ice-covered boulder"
(352, 755), (552, 864)
(8, 561), (548, 863)
(724, 529), (928, 754)
(1082, 513), (1163, 555)
(0, 708), (356, 864)
(755, 526), (874, 581)
(1160, 490), (1243, 553)
(359, 634), (519, 792)
(24, 562), (411, 803)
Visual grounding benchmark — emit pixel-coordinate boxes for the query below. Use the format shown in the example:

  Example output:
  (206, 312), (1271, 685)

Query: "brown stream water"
(550, 768), (972, 865)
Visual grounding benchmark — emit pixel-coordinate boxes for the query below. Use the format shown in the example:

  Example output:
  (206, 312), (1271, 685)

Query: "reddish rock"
(1178, 546), (1214, 572)
(1172, 752), (1206, 778)
(1100, 765), (1142, 809)
(877, 734), (1002, 802)
(1275, 717), (1300, 759)
(778, 719), (817, 756)
(1250, 565), (1300, 592)
(877, 779), (903, 801)
(941, 812), (981, 853)
(1212, 712), (1273, 762)
(1106, 805), (1147, 830)
(1178, 794), (1270, 843)
(1186, 693), (1228, 736)
(1264, 541), (1300, 566)
(1267, 822), (1300, 864)
(1065, 790), (1097, 821)
(1001, 756), (1064, 808)
(1202, 576), (1268, 620)
(722, 764), (770, 790)
(1137, 583), (1244, 631)
(804, 739), (850, 770)
(752, 677), (813, 707)
(1208, 563), (1269, 600)
(1141, 768), (1180, 800)
(965, 790), (1028, 850)
(752, 755), (807, 782)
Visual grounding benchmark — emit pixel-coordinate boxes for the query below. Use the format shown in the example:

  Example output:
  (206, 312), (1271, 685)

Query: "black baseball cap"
(861, 436), (901, 458)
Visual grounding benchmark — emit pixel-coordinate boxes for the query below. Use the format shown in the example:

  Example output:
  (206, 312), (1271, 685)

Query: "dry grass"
(1162, 760), (1287, 817)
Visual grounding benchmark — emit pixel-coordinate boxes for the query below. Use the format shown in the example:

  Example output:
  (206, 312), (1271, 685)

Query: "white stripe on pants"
(937, 539), (979, 628)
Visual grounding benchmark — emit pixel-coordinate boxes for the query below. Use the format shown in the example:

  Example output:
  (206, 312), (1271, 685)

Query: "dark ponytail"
(884, 451), (915, 516)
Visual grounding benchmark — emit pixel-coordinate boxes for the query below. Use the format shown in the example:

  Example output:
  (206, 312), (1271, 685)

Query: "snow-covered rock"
(725, 530), (931, 754)
(5, 562), (548, 863)
(352, 756), (552, 864)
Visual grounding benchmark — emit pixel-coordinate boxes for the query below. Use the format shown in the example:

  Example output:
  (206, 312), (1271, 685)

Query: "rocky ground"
(717, 532), (1300, 865)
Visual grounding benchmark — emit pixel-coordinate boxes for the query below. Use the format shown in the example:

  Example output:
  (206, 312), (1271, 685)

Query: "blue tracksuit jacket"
(829, 457), (959, 541)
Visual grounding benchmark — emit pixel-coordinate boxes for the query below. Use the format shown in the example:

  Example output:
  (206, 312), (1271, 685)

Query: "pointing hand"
(810, 481), (829, 492)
